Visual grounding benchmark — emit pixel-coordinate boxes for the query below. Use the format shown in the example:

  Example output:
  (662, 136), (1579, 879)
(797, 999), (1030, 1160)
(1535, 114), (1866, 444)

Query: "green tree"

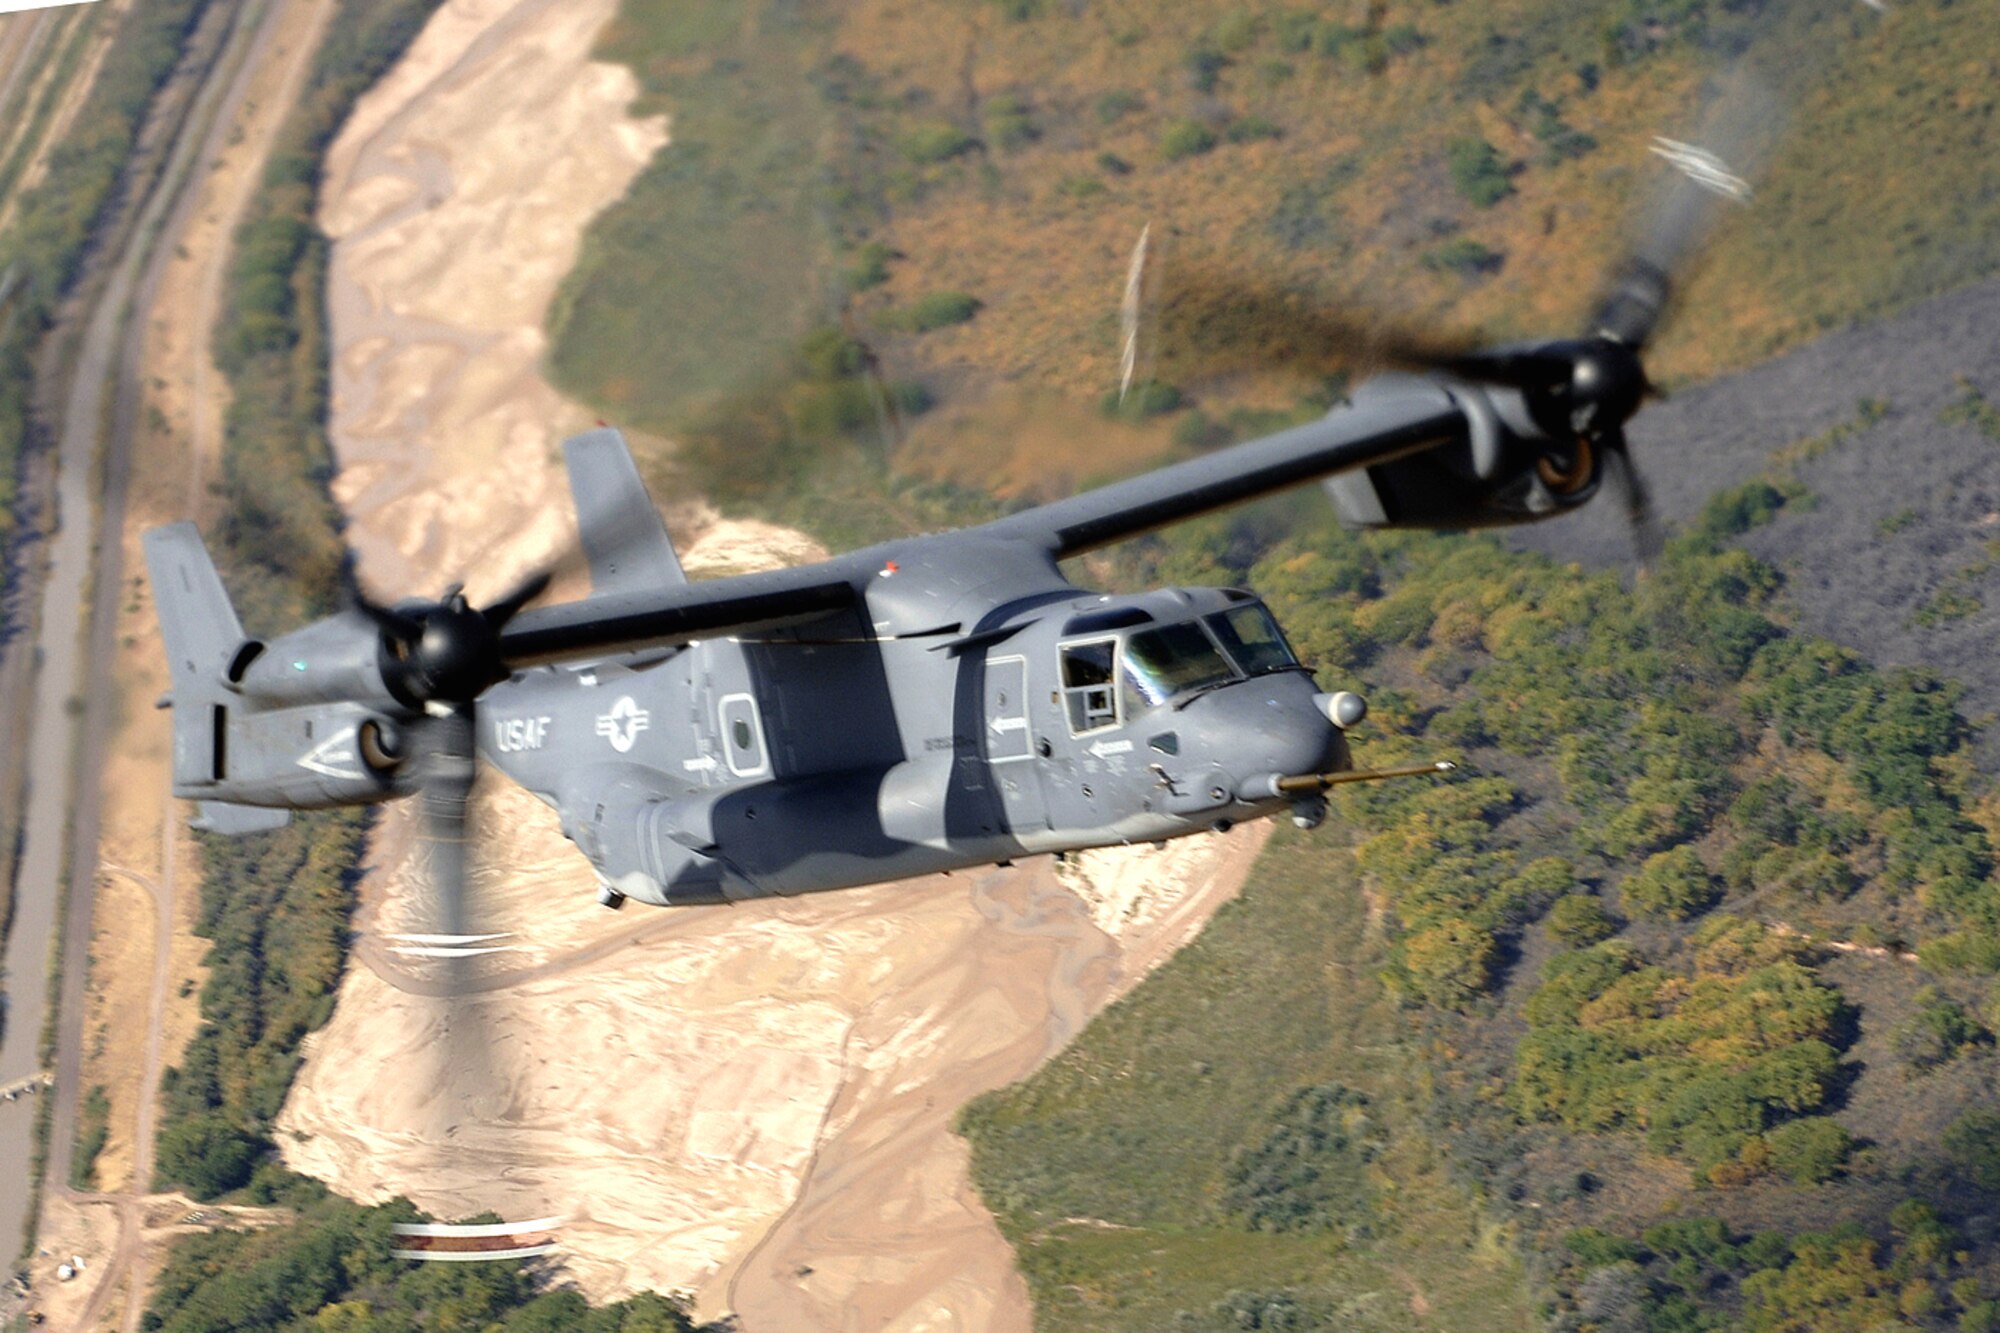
(1548, 894), (1618, 946)
(1766, 1116), (1855, 1184)
(1621, 845), (1719, 921)
(155, 1114), (264, 1199)
(1400, 916), (1498, 1010)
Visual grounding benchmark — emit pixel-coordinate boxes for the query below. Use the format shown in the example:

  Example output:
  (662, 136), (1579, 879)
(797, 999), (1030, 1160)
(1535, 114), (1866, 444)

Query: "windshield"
(1205, 604), (1299, 676)
(1122, 622), (1238, 706)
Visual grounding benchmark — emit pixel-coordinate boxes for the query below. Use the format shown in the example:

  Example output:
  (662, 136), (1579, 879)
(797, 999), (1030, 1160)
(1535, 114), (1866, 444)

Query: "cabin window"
(1205, 603), (1299, 676)
(718, 693), (769, 777)
(1060, 638), (1120, 734)
(1122, 622), (1237, 708)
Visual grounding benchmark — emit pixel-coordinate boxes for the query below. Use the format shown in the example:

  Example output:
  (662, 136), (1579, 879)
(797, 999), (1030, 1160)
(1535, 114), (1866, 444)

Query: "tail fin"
(562, 428), (687, 595)
(142, 523), (289, 834)
(143, 521), (245, 691)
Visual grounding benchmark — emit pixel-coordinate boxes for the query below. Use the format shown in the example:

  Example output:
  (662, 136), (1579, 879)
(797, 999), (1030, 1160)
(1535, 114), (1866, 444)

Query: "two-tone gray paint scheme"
(143, 370), (1605, 908)
(478, 575), (1347, 907)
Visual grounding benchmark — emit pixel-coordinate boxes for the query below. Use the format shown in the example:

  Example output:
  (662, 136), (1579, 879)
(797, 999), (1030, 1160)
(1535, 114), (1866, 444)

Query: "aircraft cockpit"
(1054, 592), (1303, 737)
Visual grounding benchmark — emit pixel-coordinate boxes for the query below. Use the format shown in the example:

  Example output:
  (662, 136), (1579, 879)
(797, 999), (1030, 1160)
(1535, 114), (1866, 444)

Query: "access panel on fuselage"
(983, 652), (1049, 835)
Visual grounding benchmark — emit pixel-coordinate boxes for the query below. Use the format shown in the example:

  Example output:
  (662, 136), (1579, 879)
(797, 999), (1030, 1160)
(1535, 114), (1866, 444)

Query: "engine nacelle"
(228, 612), (399, 709)
(1325, 376), (1602, 531)
(170, 698), (411, 809)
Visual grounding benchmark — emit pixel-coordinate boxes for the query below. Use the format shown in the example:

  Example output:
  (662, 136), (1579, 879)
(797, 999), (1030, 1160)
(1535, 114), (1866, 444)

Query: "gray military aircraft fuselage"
(483, 566), (1350, 906)
(146, 342), (1653, 911)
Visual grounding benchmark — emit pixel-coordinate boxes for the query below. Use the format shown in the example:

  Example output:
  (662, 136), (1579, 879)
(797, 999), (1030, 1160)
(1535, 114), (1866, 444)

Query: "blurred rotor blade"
(1603, 438), (1665, 569)
(339, 548), (423, 641)
(417, 703), (498, 1129)
(483, 568), (554, 629)
(840, 308), (906, 459)
(1591, 69), (1783, 349)
(1152, 256), (1484, 385)
(1118, 222), (1153, 404)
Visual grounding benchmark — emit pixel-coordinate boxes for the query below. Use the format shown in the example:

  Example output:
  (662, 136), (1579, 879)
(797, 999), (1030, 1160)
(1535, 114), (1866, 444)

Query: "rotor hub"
(1566, 338), (1648, 438)
(412, 599), (502, 704)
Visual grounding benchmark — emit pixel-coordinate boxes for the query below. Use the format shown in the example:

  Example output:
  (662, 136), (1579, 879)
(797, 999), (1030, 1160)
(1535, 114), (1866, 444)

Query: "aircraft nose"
(1183, 677), (1342, 791)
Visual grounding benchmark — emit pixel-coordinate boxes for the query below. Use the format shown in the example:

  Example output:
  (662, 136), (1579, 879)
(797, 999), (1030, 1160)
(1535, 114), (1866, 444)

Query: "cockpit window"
(1205, 604), (1299, 676)
(1123, 622), (1238, 707)
(1060, 638), (1120, 733)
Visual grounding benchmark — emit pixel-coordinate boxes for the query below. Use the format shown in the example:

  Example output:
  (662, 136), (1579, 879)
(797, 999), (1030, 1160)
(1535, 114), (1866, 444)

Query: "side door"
(982, 653), (1048, 834)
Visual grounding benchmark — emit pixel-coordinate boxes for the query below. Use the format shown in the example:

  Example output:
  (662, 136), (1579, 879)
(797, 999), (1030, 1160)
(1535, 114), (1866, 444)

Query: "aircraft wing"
(980, 378), (1467, 559)
(501, 379), (1473, 665)
(499, 564), (859, 668)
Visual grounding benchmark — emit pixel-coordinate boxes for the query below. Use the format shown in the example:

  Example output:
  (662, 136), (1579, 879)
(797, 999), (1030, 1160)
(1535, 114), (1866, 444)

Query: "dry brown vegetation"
(558, 0), (2000, 520)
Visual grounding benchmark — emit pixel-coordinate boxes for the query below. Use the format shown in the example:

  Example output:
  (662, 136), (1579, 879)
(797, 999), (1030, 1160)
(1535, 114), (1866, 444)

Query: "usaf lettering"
(493, 715), (551, 753)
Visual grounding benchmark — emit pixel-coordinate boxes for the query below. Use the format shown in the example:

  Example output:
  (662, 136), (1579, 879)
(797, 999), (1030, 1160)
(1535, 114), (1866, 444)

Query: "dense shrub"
(887, 290), (981, 332)
(1548, 894), (1618, 946)
(1422, 237), (1504, 276)
(899, 121), (977, 163)
(1101, 378), (1183, 419)
(1620, 846), (1719, 921)
(1895, 986), (1986, 1070)
(1224, 114), (1281, 144)
(983, 93), (1037, 150)
(1944, 1109), (2000, 1191)
(1222, 1083), (1382, 1232)
(1765, 1116), (1855, 1184)
(1161, 119), (1219, 160)
(155, 1113), (264, 1200)
(1447, 137), (1512, 206)
(1515, 924), (1852, 1170)
(147, 1194), (698, 1331)
(1094, 88), (1143, 123)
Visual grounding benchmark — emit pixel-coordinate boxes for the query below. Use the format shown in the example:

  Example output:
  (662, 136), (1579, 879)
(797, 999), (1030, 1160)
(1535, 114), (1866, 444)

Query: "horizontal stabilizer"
(191, 801), (290, 835)
(562, 428), (686, 595)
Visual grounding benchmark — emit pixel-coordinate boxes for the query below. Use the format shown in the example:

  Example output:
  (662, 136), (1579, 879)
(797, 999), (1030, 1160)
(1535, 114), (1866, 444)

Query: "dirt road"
(5, 0), (334, 1325)
(0, 0), (257, 1267)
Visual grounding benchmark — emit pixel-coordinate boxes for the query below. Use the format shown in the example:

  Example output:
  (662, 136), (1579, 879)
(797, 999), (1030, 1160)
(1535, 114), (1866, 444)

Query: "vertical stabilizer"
(142, 524), (289, 832)
(143, 522), (244, 687)
(562, 428), (687, 594)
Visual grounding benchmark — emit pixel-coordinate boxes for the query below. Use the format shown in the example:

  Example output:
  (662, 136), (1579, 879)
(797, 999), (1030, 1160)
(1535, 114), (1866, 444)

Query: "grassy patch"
(547, 0), (832, 427)
(882, 290), (980, 332)
(1941, 378), (2000, 443)
(69, 1085), (109, 1190)
(962, 831), (1533, 1331)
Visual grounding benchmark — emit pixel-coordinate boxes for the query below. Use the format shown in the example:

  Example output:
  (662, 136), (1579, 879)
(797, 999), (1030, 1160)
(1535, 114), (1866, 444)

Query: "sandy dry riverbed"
(273, 1), (1270, 1326)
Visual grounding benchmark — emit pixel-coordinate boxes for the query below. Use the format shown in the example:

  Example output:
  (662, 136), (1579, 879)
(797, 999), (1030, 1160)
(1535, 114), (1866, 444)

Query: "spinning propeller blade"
(1145, 57), (1801, 566)
(416, 700), (500, 1130)
(334, 497), (682, 1160)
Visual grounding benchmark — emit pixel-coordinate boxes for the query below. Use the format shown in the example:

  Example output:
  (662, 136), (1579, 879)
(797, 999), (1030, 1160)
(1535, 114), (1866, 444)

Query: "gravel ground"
(1510, 276), (2000, 765)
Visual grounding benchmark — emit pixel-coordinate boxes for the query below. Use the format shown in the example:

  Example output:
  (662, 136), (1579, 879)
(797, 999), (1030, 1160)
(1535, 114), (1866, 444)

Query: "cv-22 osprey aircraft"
(143, 147), (1725, 932)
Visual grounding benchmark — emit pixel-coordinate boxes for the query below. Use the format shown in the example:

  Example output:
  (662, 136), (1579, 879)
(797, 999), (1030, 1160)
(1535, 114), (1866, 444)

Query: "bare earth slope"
(1510, 276), (2000, 760)
(274, 2), (1269, 1326)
